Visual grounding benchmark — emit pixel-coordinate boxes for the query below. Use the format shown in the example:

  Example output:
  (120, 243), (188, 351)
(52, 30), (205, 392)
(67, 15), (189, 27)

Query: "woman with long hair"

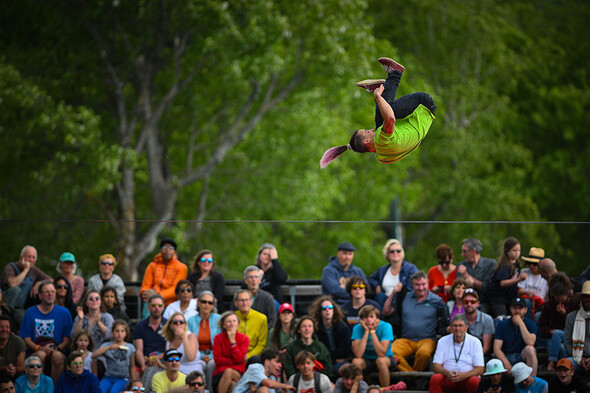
(255, 243), (288, 303)
(54, 276), (76, 319)
(56, 252), (85, 304)
(161, 312), (202, 375)
(187, 249), (226, 311)
(71, 289), (114, 348)
(268, 303), (297, 353)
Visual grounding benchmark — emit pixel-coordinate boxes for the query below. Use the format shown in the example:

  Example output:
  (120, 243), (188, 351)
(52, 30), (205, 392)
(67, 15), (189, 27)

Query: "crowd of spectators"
(1, 237), (590, 393)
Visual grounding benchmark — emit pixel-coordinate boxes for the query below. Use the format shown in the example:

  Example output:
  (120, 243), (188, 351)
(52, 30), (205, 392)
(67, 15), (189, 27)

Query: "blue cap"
(59, 252), (76, 263)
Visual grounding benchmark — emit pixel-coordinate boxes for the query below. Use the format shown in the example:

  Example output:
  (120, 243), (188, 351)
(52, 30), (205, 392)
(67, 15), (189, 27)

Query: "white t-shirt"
(432, 332), (484, 373)
(381, 269), (400, 296)
(517, 268), (548, 299)
(288, 372), (333, 393)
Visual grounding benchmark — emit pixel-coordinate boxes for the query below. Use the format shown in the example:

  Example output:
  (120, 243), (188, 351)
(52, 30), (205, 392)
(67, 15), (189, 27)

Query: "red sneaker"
(382, 381), (407, 391)
(378, 57), (405, 74)
(356, 79), (385, 92)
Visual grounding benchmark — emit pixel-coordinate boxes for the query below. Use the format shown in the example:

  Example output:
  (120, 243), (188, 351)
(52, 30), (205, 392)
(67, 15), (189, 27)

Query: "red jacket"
(213, 331), (249, 376)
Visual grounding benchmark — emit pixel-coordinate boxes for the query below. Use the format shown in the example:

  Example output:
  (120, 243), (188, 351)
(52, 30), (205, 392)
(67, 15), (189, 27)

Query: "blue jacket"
(321, 257), (367, 305)
(187, 312), (222, 359)
(368, 261), (418, 292)
(55, 370), (100, 393)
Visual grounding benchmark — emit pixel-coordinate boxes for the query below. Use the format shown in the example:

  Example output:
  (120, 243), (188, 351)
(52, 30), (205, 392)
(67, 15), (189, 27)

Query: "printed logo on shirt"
(35, 318), (55, 338)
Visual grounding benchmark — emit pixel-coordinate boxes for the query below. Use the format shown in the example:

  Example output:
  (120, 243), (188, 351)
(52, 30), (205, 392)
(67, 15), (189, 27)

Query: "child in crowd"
(287, 351), (333, 393)
(72, 329), (95, 372)
(101, 286), (131, 325)
(92, 319), (137, 393)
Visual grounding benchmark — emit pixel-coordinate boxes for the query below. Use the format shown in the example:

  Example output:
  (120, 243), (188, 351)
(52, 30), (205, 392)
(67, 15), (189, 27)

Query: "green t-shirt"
(374, 104), (435, 164)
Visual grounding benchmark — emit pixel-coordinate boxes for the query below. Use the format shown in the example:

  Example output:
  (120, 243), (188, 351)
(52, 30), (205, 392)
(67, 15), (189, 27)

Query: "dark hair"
(308, 296), (345, 325)
(192, 249), (217, 276)
(100, 286), (119, 306)
(359, 304), (380, 320)
(124, 380), (143, 391)
(72, 329), (95, 351)
(435, 244), (453, 261)
(80, 289), (105, 313)
(0, 378), (13, 387)
(112, 319), (131, 342)
(295, 316), (316, 339)
(345, 275), (367, 294)
(160, 238), (177, 250)
(269, 311), (296, 351)
(260, 348), (280, 364)
(65, 351), (84, 367)
(496, 237), (520, 275)
(548, 273), (573, 299)
(174, 280), (195, 296)
(449, 278), (468, 301)
(294, 350), (316, 365)
(339, 363), (362, 378)
(320, 130), (369, 169)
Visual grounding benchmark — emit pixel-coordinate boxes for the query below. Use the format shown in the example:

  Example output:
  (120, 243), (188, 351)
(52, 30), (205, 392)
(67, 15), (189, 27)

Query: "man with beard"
(462, 289), (495, 356)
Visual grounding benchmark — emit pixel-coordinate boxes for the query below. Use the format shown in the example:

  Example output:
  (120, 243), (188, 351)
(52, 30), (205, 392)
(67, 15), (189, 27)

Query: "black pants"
(375, 70), (437, 130)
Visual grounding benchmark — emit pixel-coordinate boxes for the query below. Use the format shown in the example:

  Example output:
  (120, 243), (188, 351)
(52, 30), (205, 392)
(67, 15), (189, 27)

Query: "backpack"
(293, 371), (322, 393)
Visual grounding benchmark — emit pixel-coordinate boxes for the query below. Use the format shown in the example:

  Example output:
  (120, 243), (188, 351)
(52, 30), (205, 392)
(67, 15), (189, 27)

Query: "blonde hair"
(98, 254), (117, 267)
(161, 312), (187, 341)
(382, 239), (405, 260)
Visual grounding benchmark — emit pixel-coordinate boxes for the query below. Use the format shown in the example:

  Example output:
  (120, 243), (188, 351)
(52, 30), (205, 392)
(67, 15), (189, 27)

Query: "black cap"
(511, 297), (526, 307)
(338, 242), (356, 251)
(160, 238), (177, 250)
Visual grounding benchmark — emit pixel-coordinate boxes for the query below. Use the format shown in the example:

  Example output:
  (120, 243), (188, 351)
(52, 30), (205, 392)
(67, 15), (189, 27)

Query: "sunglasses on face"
(166, 357), (181, 362)
(389, 249), (402, 254)
(70, 361), (84, 366)
(438, 260), (451, 265)
(132, 388), (146, 392)
(56, 284), (68, 289)
(100, 261), (115, 266)
(171, 320), (186, 325)
(150, 303), (164, 308)
(200, 258), (214, 263)
(179, 288), (192, 293)
(162, 246), (175, 250)
(88, 297), (100, 301)
(27, 364), (43, 369)
(463, 299), (478, 305)
(199, 299), (214, 305)
(351, 284), (365, 290)
(321, 305), (334, 310)
(188, 382), (205, 387)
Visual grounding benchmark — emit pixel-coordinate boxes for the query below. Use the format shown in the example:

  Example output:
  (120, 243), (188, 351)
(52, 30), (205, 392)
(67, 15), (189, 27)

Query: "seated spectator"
(1, 246), (51, 325)
(14, 356), (53, 393)
(444, 279), (468, 325)
(341, 276), (381, 328)
(386, 271), (445, 372)
(140, 239), (188, 312)
(163, 280), (198, 321)
(537, 273), (577, 371)
(351, 305), (395, 387)
(308, 296), (352, 373)
(333, 363), (368, 393)
(87, 254), (127, 312)
(518, 248), (548, 302)
(268, 303), (296, 353)
(71, 330), (94, 372)
(284, 316), (333, 379)
(234, 348), (296, 393)
(234, 289), (268, 358)
(255, 243), (288, 304)
(366, 386), (381, 393)
(287, 351), (332, 393)
(428, 244), (457, 303)
(19, 281), (72, 384)
(53, 277), (76, 320)
(187, 291), (221, 393)
(0, 378), (14, 393)
(548, 358), (585, 393)
(54, 352), (100, 393)
(123, 380), (144, 392)
(456, 238), (497, 315)
(187, 250), (226, 310)
(476, 359), (514, 393)
(462, 289), (495, 356)
(212, 311), (249, 393)
(430, 314), (484, 393)
(0, 315), (25, 380)
(322, 242), (367, 306)
(369, 239), (417, 308)
(185, 370), (206, 393)
(55, 253), (84, 305)
(538, 258), (558, 282)
(242, 266), (277, 329)
(100, 286), (130, 325)
(151, 349), (187, 393)
(493, 297), (538, 376)
(71, 289), (114, 349)
(162, 312), (202, 375)
(132, 294), (167, 379)
(564, 281), (590, 372)
(511, 362), (547, 393)
(485, 237), (526, 318)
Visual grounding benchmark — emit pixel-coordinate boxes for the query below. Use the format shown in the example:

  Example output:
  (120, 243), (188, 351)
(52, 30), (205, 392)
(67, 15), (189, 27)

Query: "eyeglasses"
(132, 388), (146, 392)
(245, 275), (259, 280)
(56, 284), (68, 289)
(42, 290), (56, 294)
(321, 305), (334, 310)
(88, 297), (100, 301)
(351, 284), (365, 290)
(70, 361), (84, 366)
(388, 249), (402, 254)
(162, 246), (175, 250)
(171, 320), (186, 325)
(199, 299), (214, 305)
(200, 257), (214, 263)
(188, 381), (205, 387)
(166, 357), (181, 362)
(26, 364), (43, 369)
(463, 299), (477, 305)
(236, 298), (251, 303)
(438, 260), (451, 265)
(150, 303), (164, 308)
(179, 288), (193, 293)
(100, 261), (115, 266)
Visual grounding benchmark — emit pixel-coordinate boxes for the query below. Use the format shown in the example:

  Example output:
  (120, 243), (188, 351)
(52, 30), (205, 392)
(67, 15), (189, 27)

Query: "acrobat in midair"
(320, 57), (437, 168)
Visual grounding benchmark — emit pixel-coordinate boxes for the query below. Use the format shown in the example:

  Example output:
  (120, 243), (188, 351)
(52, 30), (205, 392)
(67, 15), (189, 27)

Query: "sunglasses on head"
(199, 299), (214, 305)
(166, 357), (181, 362)
(351, 284), (365, 290)
(150, 303), (164, 308)
(321, 305), (334, 310)
(389, 249), (402, 254)
(179, 288), (192, 293)
(200, 257), (214, 263)
(132, 388), (146, 392)
(171, 320), (186, 325)
(100, 261), (115, 266)
(188, 381), (204, 387)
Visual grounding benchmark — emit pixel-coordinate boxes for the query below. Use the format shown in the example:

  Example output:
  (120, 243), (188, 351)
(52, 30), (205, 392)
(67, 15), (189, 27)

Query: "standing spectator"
(388, 271), (445, 372)
(456, 238), (497, 314)
(1, 246), (51, 325)
(53, 277), (76, 320)
(162, 312), (202, 375)
(71, 289), (114, 349)
(133, 294), (167, 376)
(14, 356), (53, 393)
(548, 358), (586, 392)
(187, 250), (226, 310)
(429, 314), (484, 393)
(322, 242), (367, 306)
(19, 281), (72, 384)
(242, 266), (277, 329)
(369, 239), (418, 308)
(462, 289), (495, 356)
(518, 248), (548, 301)
(287, 351), (332, 393)
(212, 312), (249, 393)
(493, 297), (538, 375)
(100, 286), (130, 325)
(54, 352), (100, 393)
(187, 291), (221, 393)
(233, 349), (296, 393)
(511, 362), (547, 393)
(284, 316), (333, 379)
(428, 244), (457, 303)
(255, 243), (288, 304)
(0, 315), (25, 380)
(140, 239), (188, 309)
(341, 276), (381, 328)
(163, 280), (198, 321)
(334, 363), (368, 393)
(56, 253), (84, 305)
(537, 273), (577, 371)
(234, 290), (268, 358)
(308, 296), (352, 373)
(87, 254), (127, 312)
(151, 349), (187, 393)
(351, 305), (395, 388)
(564, 281), (590, 372)
(476, 359), (514, 393)
(268, 303), (296, 353)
